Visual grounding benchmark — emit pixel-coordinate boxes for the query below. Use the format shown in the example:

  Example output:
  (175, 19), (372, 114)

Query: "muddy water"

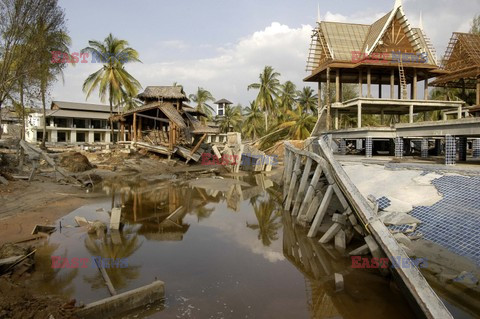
(30, 174), (415, 318)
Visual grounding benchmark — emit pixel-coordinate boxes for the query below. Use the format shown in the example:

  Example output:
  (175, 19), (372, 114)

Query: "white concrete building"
(26, 101), (124, 144)
(213, 98), (232, 117)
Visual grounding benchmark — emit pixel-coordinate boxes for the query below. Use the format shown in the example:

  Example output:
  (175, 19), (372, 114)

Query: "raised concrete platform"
(396, 117), (480, 137)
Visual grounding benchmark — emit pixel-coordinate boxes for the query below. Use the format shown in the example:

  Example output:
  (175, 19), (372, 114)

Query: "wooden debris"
(31, 225), (56, 235)
(334, 273), (344, 292)
(94, 257), (117, 296)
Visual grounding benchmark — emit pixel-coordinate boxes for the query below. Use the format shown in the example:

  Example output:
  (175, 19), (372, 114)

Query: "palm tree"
(218, 104), (242, 133)
(246, 200), (282, 247)
(118, 89), (142, 112)
(189, 87), (215, 123)
(297, 86), (318, 114)
(243, 101), (264, 140)
(31, 18), (72, 149)
(82, 33), (142, 143)
(247, 66), (281, 131)
(278, 81), (297, 116)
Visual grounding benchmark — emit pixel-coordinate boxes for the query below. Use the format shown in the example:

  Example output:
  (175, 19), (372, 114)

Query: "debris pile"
(59, 152), (94, 172)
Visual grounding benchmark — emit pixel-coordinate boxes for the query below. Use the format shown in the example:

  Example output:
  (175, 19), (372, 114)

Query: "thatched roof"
(185, 112), (220, 134)
(118, 101), (187, 128)
(138, 86), (188, 101)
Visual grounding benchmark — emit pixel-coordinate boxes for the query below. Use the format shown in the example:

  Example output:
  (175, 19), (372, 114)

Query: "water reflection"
(29, 172), (417, 318)
(83, 227), (142, 290)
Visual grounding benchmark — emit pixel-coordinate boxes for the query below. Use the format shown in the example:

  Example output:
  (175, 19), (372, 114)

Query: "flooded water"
(30, 173), (417, 318)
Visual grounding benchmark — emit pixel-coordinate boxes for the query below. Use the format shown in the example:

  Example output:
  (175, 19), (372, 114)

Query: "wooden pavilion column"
(357, 101), (362, 128)
(120, 122), (125, 142)
(317, 81), (322, 119)
(133, 113), (137, 142)
(378, 75), (382, 98)
(477, 77), (480, 106)
(358, 69), (363, 97)
(390, 69), (395, 98)
(138, 116), (143, 140)
(326, 67), (331, 130)
(412, 69), (418, 99)
(367, 68), (372, 97)
(335, 69), (340, 102)
(424, 77), (429, 100)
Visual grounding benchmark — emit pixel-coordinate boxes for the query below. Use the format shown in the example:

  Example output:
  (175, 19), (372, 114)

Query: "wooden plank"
(292, 157), (313, 216)
(136, 113), (170, 123)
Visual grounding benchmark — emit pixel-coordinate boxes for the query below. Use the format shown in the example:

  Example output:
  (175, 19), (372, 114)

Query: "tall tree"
(297, 86), (318, 114)
(243, 101), (263, 140)
(189, 87), (215, 123)
(82, 33), (142, 143)
(0, 0), (50, 139)
(31, 7), (71, 148)
(278, 81), (297, 116)
(247, 66), (281, 131)
(218, 104), (242, 133)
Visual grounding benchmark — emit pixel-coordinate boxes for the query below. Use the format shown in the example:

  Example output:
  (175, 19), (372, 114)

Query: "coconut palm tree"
(243, 101), (264, 140)
(30, 17), (72, 148)
(278, 81), (297, 116)
(297, 86), (318, 114)
(246, 199), (282, 247)
(218, 104), (242, 133)
(82, 33), (142, 143)
(247, 66), (281, 131)
(189, 87), (215, 123)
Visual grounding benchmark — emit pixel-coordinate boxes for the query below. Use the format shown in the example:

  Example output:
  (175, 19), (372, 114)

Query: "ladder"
(422, 30), (437, 65)
(398, 58), (408, 99)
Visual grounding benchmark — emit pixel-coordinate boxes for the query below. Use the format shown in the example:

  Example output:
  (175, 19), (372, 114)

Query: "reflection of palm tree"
(246, 200), (282, 246)
(84, 227), (142, 290)
(33, 243), (78, 297)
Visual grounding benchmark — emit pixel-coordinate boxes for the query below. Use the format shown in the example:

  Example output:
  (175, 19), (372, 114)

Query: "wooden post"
(358, 69), (363, 97)
(378, 75), (382, 98)
(120, 122), (125, 142)
(409, 105), (414, 123)
(412, 69), (417, 99)
(367, 68), (371, 98)
(390, 69), (395, 98)
(335, 69), (340, 102)
(317, 82), (322, 118)
(326, 67), (331, 130)
(398, 81), (401, 100)
(477, 77), (480, 106)
(138, 116), (143, 140)
(133, 113), (137, 142)
(357, 101), (362, 128)
(424, 78), (429, 100)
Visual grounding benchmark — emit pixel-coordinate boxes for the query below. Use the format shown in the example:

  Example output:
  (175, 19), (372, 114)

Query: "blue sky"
(52, 0), (480, 106)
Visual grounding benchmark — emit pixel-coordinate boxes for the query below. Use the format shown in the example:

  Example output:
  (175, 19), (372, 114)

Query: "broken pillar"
(473, 139), (480, 158)
(319, 223), (342, 244)
(356, 139), (362, 150)
(339, 139), (346, 155)
(349, 244), (370, 256)
(394, 137), (403, 158)
(110, 208), (122, 230)
(435, 139), (442, 156)
(458, 137), (467, 162)
(365, 137), (372, 158)
(445, 134), (456, 165)
(334, 273), (344, 292)
(421, 138), (428, 158)
(334, 229), (346, 251)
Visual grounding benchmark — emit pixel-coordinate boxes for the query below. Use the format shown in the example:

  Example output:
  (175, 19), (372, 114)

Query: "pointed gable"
(443, 33), (480, 71)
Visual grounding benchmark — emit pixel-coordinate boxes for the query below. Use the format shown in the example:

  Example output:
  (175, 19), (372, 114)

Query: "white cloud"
(51, 22), (314, 106)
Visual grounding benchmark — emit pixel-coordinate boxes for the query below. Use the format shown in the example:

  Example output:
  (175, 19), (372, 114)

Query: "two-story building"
(26, 101), (124, 144)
